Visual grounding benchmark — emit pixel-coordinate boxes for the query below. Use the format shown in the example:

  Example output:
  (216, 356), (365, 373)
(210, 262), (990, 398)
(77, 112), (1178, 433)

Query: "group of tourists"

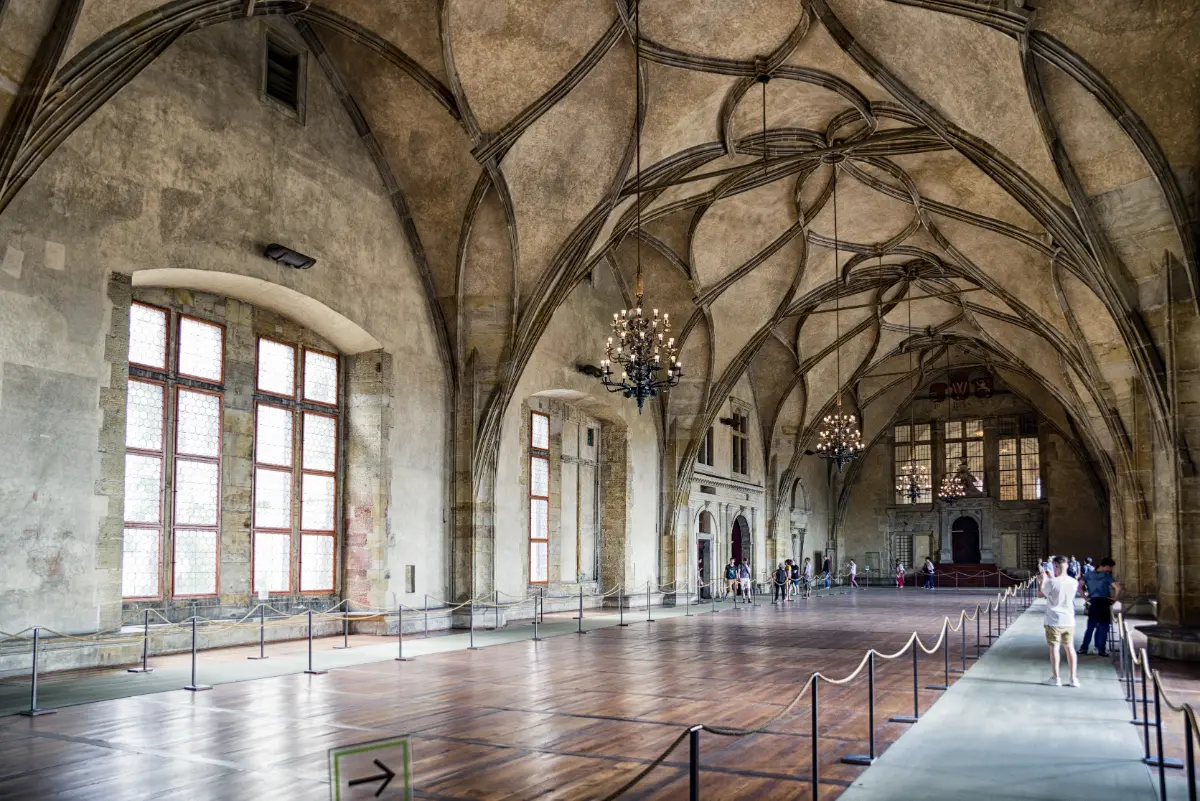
(721, 559), (754, 603)
(1038, 554), (1120, 687)
(892, 557), (939, 589)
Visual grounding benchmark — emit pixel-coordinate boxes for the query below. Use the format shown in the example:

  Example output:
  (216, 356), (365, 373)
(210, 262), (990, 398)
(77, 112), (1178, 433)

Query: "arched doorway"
(732, 515), (750, 565)
(951, 516), (981, 563)
(697, 512), (715, 599)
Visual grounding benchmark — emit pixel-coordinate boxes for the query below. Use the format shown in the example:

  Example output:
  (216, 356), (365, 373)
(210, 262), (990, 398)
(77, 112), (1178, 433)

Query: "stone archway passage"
(951, 516), (982, 564)
(732, 515), (750, 564)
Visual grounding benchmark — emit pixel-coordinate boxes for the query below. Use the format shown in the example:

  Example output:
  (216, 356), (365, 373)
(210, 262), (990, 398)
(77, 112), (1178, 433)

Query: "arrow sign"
(349, 760), (395, 797)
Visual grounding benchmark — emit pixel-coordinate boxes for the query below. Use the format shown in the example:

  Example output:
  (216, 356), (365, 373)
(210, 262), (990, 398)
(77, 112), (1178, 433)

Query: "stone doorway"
(951, 516), (981, 563)
(732, 515), (750, 565)
(697, 538), (712, 599)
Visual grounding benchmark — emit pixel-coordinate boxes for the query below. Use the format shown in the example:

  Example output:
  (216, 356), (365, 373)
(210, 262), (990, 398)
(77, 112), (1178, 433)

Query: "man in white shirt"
(1039, 555), (1080, 687)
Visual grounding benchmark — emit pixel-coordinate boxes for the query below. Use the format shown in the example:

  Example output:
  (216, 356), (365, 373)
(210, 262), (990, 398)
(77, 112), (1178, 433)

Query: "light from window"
(999, 421), (1042, 501)
(173, 529), (218, 596)
(1021, 436), (1041, 499)
(178, 317), (224, 382)
(258, 338), (295, 396)
(304, 350), (338, 404)
(254, 466), (292, 530)
(301, 534), (335, 591)
(254, 531), (291, 593)
(300, 410), (337, 591)
(128, 303), (167, 369)
(698, 426), (714, 467)
(944, 418), (984, 494)
(256, 404), (293, 467)
(529, 411), (550, 584)
(302, 412), (336, 472)
(732, 413), (749, 475)
(894, 422), (932, 504)
(176, 389), (221, 458)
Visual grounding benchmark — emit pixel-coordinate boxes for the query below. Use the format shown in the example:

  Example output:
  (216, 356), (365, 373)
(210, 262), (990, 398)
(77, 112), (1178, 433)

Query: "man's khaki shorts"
(1044, 625), (1074, 645)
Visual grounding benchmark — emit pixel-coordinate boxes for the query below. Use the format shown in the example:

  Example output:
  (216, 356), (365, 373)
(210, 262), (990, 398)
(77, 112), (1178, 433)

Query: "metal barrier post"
(927, 620), (949, 690)
(1187, 713), (1196, 801)
(533, 593), (543, 641)
(811, 674), (820, 800)
(689, 725), (701, 801)
(539, 588), (545, 623)
(395, 604), (412, 661)
(1147, 670), (1185, 771)
(424, 594), (429, 638)
(248, 605), (267, 661)
(971, 607), (982, 660)
(646, 580), (655, 623)
(19, 628), (55, 716)
(333, 611), (350, 650)
(891, 643), (919, 723)
(1140, 654), (1153, 758)
(987, 603), (995, 643)
(577, 587), (586, 635)
(841, 650), (875, 765)
(468, 599), (478, 650)
(129, 609), (155, 672)
(303, 609), (326, 675)
(685, 578), (693, 617)
(712, 583), (718, 614)
(618, 586), (628, 627)
(184, 617), (213, 690)
(496, 591), (501, 630)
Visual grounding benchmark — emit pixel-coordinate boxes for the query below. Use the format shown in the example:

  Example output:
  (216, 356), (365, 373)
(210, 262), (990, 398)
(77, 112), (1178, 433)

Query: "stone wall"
(0, 19), (448, 635)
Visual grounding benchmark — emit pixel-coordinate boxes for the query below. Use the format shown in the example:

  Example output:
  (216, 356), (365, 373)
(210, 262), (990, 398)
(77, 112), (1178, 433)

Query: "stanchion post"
(539, 588), (544, 623)
(577, 586), (586, 635)
(685, 578), (693, 617)
(184, 617), (213, 690)
(689, 725), (701, 801)
(468, 599), (478, 650)
(646, 580), (655, 623)
(533, 593), (543, 642)
(333, 610), (350, 650)
(19, 627), (55, 716)
(973, 606), (982, 660)
(303, 609), (326, 675)
(811, 674), (820, 800)
(618, 585), (628, 627)
(129, 609), (155, 672)
(951, 615), (967, 674)
(891, 642), (919, 723)
(248, 604), (268, 661)
(395, 603), (412, 662)
(1186, 713), (1196, 801)
(424, 594), (429, 638)
(1146, 670), (1185, 771)
(712, 582), (718, 614)
(841, 651), (875, 765)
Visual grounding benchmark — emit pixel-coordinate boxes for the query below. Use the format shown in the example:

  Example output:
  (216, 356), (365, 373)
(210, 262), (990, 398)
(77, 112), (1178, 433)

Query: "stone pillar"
(343, 350), (393, 610)
(598, 423), (629, 592)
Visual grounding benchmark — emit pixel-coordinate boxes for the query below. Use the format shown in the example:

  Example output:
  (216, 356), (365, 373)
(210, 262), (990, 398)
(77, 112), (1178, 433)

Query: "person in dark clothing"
(773, 563), (788, 603)
(1079, 557), (1120, 656)
(822, 556), (832, 589)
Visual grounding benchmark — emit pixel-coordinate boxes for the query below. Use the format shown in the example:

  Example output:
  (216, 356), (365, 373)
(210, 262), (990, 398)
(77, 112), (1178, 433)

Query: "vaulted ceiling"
(12, 0), (1200, 511)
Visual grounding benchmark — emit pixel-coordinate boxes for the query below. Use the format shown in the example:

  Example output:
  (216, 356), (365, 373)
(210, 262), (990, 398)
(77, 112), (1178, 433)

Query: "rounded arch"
(134, 269), (382, 354)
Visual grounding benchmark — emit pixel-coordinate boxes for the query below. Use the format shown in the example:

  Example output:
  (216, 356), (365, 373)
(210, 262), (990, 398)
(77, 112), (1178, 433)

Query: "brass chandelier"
(895, 271), (930, 503)
(599, 4), (682, 412)
(815, 165), (862, 471)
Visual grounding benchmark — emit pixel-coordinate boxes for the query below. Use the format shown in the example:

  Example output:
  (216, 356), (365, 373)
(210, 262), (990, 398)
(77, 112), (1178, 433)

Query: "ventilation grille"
(265, 40), (300, 110)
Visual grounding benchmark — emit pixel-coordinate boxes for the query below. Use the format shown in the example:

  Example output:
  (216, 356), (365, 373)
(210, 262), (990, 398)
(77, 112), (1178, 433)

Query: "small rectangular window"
(177, 316), (224, 383)
(265, 38), (301, 110)
(587, 427), (594, 447)
(257, 337), (296, 397)
(698, 426), (714, 467)
(129, 303), (168, 370)
(529, 411), (551, 584)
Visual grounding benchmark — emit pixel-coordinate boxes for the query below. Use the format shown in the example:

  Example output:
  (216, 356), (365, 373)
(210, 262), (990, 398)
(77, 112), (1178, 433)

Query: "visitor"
(923, 557), (936, 590)
(1067, 555), (1080, 578)
(849, 559), (858, 589)
(802, 557), (814, 599)
(822, 555), (832, 589)
(773, 562), (787, 603)
(1078, 557), (1120, 657)
(895, 559), (905, 589)
(789, 559), (800, 600)
(1082, 557), (1095, 575)
(1039, 555), (1080, 687)
(737, 560), (752, 603)
(724, 559), (737, 600)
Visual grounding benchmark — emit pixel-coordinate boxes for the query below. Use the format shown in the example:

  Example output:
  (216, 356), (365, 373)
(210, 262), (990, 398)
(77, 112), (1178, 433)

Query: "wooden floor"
(0, 591), (1005, 800)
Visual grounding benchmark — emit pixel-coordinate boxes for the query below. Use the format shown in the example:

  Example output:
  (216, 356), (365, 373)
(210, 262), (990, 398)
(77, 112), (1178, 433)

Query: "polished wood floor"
(0, 591), (1006, 800)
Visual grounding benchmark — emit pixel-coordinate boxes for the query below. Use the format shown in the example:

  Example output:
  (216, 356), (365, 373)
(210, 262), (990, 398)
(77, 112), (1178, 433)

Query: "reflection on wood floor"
(0, 591), (1006, 800)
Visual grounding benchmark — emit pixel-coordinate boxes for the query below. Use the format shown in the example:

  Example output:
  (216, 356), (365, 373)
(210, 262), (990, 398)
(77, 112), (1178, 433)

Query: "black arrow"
(348, 759), (395, 797)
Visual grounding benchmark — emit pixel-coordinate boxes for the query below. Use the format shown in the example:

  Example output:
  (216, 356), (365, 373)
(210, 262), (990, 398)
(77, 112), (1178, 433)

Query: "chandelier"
(895, 266), (930, 503)
(815, 161), (863, 471)
(937, 342), (967, 501)
(599, 5), (682, 412)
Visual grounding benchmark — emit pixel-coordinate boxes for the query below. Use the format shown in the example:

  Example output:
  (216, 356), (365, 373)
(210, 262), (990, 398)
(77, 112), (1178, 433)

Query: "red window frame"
(529, 410), (550, 585)
(122, 376), (167, 600)
(255, 336), (298, 400)
(252, 400), (295, 596)
(176, 314), (226, 384)
(170, 385), (223, 598)
(299, 410), (338, 593)
(301, 347), (340, 409)
(128, 302), (169, 372)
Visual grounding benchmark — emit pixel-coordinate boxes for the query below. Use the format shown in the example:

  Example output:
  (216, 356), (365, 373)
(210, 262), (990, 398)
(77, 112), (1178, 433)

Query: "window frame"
(127, 301), (170, 372)
(252, 399), (296, 596)
(302, 347), (341, 410)
(893, 422), (933, 505)
(529, 410), (551, 585)
(175, 313), (226, 385)
(255, 335), (298, 401)
(731, 411), (749, 476)
(170, 384), (224, 599)
(698, 426), (714, 468)
(998, 422), (1043, 501)
(121, 375), (168, 600)
(299, 409), (339, 594)
(943, 418), (985, 495)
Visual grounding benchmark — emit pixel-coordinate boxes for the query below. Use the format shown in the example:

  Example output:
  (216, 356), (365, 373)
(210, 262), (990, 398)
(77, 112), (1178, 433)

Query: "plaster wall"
(494, 270), (661, 600)
(0, 20), (448, 634)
